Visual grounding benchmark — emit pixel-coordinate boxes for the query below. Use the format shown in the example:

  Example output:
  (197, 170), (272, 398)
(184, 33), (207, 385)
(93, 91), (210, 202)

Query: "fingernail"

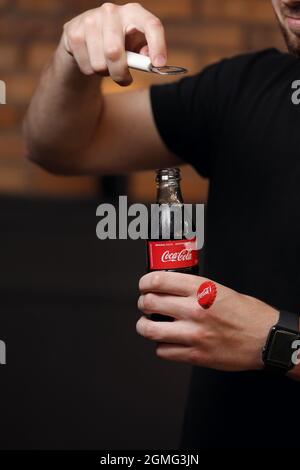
(117, 75), (133, 87)
(153, 54), (166, 67)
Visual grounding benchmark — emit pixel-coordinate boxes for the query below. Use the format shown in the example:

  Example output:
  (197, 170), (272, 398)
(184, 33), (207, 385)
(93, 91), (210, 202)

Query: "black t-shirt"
(150, 49), (300, 449)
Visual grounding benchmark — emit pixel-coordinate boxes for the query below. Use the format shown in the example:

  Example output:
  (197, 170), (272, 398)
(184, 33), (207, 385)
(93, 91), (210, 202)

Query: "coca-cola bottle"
(147, 168), (199, 322)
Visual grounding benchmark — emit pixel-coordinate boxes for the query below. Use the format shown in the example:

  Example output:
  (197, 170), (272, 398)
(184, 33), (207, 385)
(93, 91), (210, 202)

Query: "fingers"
(156, 343), (193, 364)
(62, 3), (167, 83)
(123, 3), (167, 67)
(142, 15), (167, 67)
(139, 271), (204, 297)
(102, 4), (132, 85)
(138, 293), (197, 320)
(140, 45), (149, 56)
(64, 23), (94, 75)
(136, 316), (194, 346)
(85, 15), (107, 75)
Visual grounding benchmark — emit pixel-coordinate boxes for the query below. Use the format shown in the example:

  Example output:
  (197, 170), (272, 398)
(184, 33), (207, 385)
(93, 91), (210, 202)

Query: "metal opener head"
(149, 65), (188, 76)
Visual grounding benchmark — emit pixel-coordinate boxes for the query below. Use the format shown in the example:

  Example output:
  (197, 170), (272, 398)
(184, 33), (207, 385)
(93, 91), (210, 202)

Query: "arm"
(23, 2), (180, 175)
(137, 271), (300, 382)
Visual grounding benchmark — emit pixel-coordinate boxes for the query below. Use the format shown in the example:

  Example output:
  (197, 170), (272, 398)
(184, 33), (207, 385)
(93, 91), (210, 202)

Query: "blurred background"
(0, 0), (285, 200)
(0, 0), (286, 450)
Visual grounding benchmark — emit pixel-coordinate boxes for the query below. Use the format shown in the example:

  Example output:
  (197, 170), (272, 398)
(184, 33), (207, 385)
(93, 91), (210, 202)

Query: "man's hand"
(137, 272), (279, 372)
(62, 2), (167, 85)
(24, 3), (177, 175)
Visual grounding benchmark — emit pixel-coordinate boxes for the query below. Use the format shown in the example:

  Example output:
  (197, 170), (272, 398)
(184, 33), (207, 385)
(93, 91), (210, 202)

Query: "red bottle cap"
(197, 281), (217, 309)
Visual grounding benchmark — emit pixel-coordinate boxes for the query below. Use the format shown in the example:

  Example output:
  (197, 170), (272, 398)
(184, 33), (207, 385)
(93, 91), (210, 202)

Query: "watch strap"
(263, 310), (300, 374)
(276, 310), (299, 331)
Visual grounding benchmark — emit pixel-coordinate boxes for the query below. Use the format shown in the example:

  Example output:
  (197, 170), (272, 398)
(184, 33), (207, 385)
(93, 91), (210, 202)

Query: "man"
(23, 1), (300, 448)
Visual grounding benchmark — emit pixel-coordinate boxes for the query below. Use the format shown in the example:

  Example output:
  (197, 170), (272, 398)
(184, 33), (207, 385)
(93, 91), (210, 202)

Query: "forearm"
(23, 39), (103, 173)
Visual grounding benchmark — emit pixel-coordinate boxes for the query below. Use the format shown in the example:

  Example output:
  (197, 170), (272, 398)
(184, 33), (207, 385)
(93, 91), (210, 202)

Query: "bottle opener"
(126, 51), (188, 76)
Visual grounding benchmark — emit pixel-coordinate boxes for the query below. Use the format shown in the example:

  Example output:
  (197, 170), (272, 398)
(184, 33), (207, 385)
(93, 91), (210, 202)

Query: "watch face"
(267, 330), (296, 367)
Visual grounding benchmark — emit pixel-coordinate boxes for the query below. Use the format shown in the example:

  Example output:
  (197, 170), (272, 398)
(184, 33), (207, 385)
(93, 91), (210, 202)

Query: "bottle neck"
(156, 182), (183, 205)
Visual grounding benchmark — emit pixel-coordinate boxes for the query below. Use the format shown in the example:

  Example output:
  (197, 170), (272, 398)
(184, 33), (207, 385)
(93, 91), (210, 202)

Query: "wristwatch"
(262, 310), (300, 374)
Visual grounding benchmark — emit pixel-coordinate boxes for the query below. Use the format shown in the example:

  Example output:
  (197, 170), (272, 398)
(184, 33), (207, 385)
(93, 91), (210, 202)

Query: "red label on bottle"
(148, 238), (198, 270)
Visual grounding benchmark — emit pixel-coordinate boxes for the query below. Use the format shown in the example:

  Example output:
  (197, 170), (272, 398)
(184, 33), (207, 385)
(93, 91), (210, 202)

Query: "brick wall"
(0, 0), (285, 200)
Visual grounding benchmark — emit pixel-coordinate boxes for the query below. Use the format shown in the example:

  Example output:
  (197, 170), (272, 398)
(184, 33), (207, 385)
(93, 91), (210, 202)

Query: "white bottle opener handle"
(126, 51), (152, 73)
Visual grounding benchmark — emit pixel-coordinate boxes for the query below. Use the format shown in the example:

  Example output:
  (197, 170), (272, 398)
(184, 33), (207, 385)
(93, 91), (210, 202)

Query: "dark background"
(0, 0), (286, 451)
(0, 197), (190, 450)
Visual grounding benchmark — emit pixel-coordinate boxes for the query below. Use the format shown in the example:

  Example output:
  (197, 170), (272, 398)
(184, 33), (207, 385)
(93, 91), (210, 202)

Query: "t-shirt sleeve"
(150, 61), (224, 179)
